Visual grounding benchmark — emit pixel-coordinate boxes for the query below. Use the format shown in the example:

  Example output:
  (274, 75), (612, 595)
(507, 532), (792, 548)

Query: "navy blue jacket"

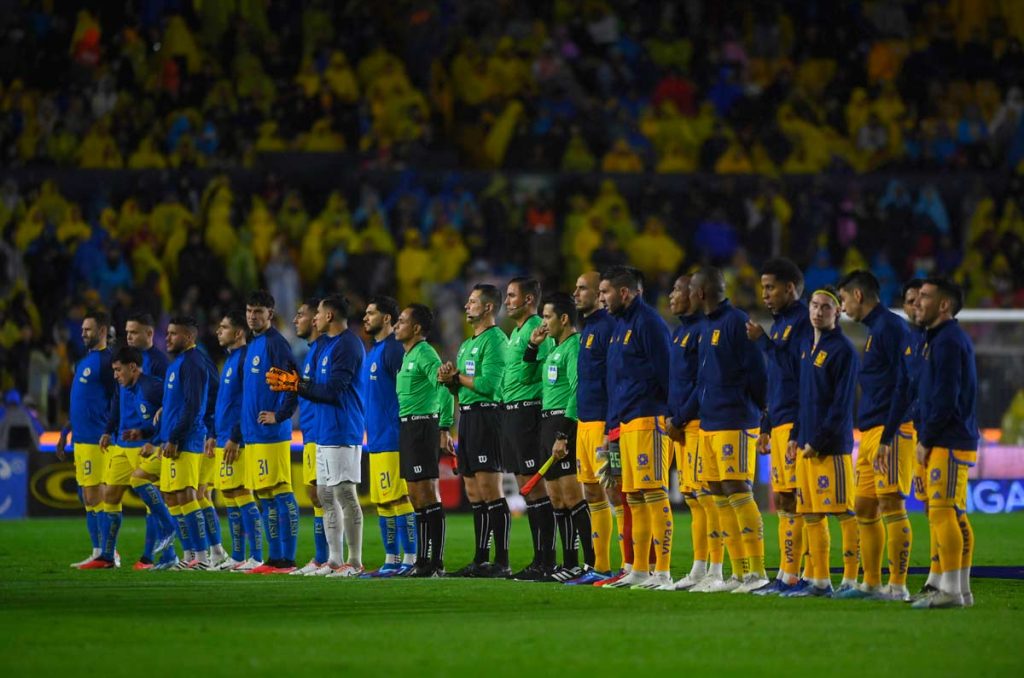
(754, 300), (810, 431)
(158, 347), (209, 451)
(299, 329), (366, 447)
(668, 313), (704, 428)
(237, 327), (297, 445)
(214, 345), (247, 448)
(793, 326), (859, 455)
(106, 373), (164, 446)
(606, 295), (671, 427)
(856, 304), (914, 443)
(362, 333), (403, 453)
(576, 309), (616, 423)
(679, 300), (767, 431)
(142, 345), (170, 379)
(917, 319), (979, 452)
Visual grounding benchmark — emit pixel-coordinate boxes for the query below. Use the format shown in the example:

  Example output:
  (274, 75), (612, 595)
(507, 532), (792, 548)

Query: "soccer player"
(269, 295), (366, 577)
(911, 279), (978, 609)
(567, 272), (619, 585)
(524, 292), (595, 582)
(836, 270), (916, 600)
(395, 303), (456, 577)
(124, 311), (169, 379)
(437, 284), (508, 577)
(681, 267), (769, 593)
(213, 310), (264, 572)
(362, 296), (417, 576)
(236, 290), (300, 574)
(497, 277), (557, 580)
(599, 266), (674, 590)
(57, 310), (117, 568)
(81, 347), (176, 569)
(157, 316), (214, 569)
(198, 348), (227, 568)
(744, 258), (812, 595)
(665, 273), (722, 591)
(290, 298), (329, 575)
(783, 287), (858, 598)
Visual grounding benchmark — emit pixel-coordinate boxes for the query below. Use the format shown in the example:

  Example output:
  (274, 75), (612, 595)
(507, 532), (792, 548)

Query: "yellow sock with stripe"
(129, 475), (149, 489)
(882, 510), (912, 587)
(958, 513), (974, 595)
(805, 518), (831, 586)
(613, 503), (626, 567)
(858, 515), (884, 587)
(102, 501), (123, 513)
(182, 499), (202, 515)
(395, 499), (415, 516)
(926, 508), (940, 587)
(930, 507), (963, 594)
(378, 504), (395, 517)
(169, 504), (182, 517)
(221, 494), (236, 508)
(697, 493), (723, 567)
(685, 496), (708, 562)
(801, 521), (814, 580)
(779, 512), (803, 582)
(590, 499), (612, 572)
(837, 513), (860, 582)
(198, 495), (214, 510)
(715, 495), (746, 577)
(628, 494), (651, 573)
(313, 505), (324, 518)
(646, 490), (673, 574)
(729, 491), (764, 577)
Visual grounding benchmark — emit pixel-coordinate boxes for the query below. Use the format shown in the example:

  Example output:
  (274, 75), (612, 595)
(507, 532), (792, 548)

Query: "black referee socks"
(486, 498), (511, 567)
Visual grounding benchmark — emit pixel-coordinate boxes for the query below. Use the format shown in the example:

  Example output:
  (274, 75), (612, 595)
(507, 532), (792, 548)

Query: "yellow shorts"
(214, 447), (247, 492)
(103, 446), (133, 486)
(74, 443), (104, 487)
(247, 441), (292, 492)
(856, 423), (917, 499)
(303, 442), (317, 486)
(769, 423), (798, 492)
(369, 451), (408, 504)
(796, 453), (853, 514)
(698, 428), (759, 483)
(199, 452), (217, 486)
(912, 459), (928, 502)
(575, 420), (605, 485)
(924, 447), (975, 511)
(160, 451), (202, 493)
(123, 445), (162, 478)
(674, 420), (705, 494)
(620, 416), (671, 493)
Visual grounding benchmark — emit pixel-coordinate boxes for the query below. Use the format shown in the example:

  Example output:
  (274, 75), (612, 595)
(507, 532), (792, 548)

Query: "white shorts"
(316, 444), (362, 486)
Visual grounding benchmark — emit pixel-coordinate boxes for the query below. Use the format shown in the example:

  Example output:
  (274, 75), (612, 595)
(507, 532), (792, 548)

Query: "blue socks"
(381, 515), (399, 560)
(274, 492), (299, 562)
(102, 510), (122, 560)
(184, 506), (209, 554)
(227, 505), (244, 561)
(202, 506), (222, 548)
(86, 508), (100, 550)
(261, 498), (282, 561)
(397, 512), (417, 558)
(133, 482), (177, 539)
(142, 512), (157, 561)
(240, 500), (264, 562)
(313, 516), (327, 565)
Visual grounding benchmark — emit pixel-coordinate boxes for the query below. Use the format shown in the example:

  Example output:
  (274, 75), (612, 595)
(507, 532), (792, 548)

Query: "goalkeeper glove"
(597, 439), (622, 489)
(266, 367), (299, 392)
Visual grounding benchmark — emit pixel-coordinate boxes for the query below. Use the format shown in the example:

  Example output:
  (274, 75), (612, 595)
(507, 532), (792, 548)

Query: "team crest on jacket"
(322, 356), (328, 366)
(371, 362), (377, 373)
(783, 325), (792, 340)
(252, 356), (260, 366)
(682, 333), (690, 347)
(814, 351), (828, 367)
(83, 367), (91, 377)
(623, 330), (632, 344)
(865, 336), (873, 352)
(227, 367), (233, 377)
(169, 372), (175, 382)
(586, 334), (594, 348)
(711, 330), (720, 345)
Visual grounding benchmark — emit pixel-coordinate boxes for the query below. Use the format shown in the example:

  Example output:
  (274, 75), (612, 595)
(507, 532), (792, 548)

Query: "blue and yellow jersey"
(362, 333), (403, 453)
(239, 326), (297, 445)
(606, 295), (671, 427)
(68, 347), (115, 445)
(576, 308), (615, 423)
(298, 337), (323, 446)
(917, 319), (979, 453)
(106, 373), (163, 447)
(668, 312), (704, 429)
(793, 326), (858, 454)
(158, 347), (210, 452)
(299, 329), (365, 448)
(857, 304), (913, 442)
(754, 300), (810, 430)
(214, 345), (246, 448)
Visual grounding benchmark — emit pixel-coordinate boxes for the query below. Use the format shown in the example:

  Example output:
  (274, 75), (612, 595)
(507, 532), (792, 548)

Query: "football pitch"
(2, 512), (1023, 677)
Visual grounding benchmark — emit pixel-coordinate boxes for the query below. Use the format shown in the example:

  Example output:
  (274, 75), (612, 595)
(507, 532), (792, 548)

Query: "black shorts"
(399, 416), (440, 482)
(540, 411), (578, 480)
(500, 400), (544, 475)
(456, 404), (502, 476)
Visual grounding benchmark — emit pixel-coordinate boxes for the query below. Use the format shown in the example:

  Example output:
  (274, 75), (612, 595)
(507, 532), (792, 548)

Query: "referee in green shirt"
(395, 303), (455, 578)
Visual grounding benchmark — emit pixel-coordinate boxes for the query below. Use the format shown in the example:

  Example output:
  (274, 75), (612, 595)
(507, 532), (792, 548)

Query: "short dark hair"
(223, 309), (247, 330)
(113, 346), (143, 367)
(901, 278), (925, 301)
(694, 266), (726, 299)
(924, 277), (964, 316)
(472, 283), (502, 311)
(300, 297), (320, 312)
(84, 309), (110, 328)
(405, 303), (433, 336)
(368, 295), (400, 325)
(600, 265), (641, 292)
(320, 294), (350, 319)
(168, 314), (198, 330)
(543, 292), (577, 326)
(125, 310), (155, 327)
(246, 290), (275, 309)
(760, 257), (804, 291)
(508, 277), (541, 305)
(837, 270), (880, 300)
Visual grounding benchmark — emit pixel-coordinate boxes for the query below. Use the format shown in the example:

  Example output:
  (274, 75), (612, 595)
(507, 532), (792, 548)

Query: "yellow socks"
(613, 503), (626, 567)
(729, 491), (764, 576)
(779, 512), (803, 581)
(590, 499), (613, 572)
(394, 498), (414, 516)
(313, 504), (324, 518)
(169, 504), (182, 517)
(958, 513), (974, 570)
(685, 496), (708, 562)
(882, 510), (912, 587)
(805, 518), (831, 584)
(377, 503), (395, 518)
(647, 490), (673, 573)
(801, 520), (814, 580)
(930, 507), (964, 593)
(698, 493), (724, 566)
(102, 501), (122, 513)
(837, 513), (860, 582)
(716, 495), (746, 577)
(181, 499), (202, 516)
(628, 494), (651, 572)
(858, 515), (884, 587)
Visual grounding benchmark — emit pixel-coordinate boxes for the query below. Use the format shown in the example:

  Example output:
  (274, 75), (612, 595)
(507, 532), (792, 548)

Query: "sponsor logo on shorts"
(477, 455), (487, 463)
(525, 459), (535, 469)
(413, 465), (422, 474)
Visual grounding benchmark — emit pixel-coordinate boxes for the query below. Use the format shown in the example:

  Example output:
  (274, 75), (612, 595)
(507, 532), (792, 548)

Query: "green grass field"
(2, 511), (1023, 677)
